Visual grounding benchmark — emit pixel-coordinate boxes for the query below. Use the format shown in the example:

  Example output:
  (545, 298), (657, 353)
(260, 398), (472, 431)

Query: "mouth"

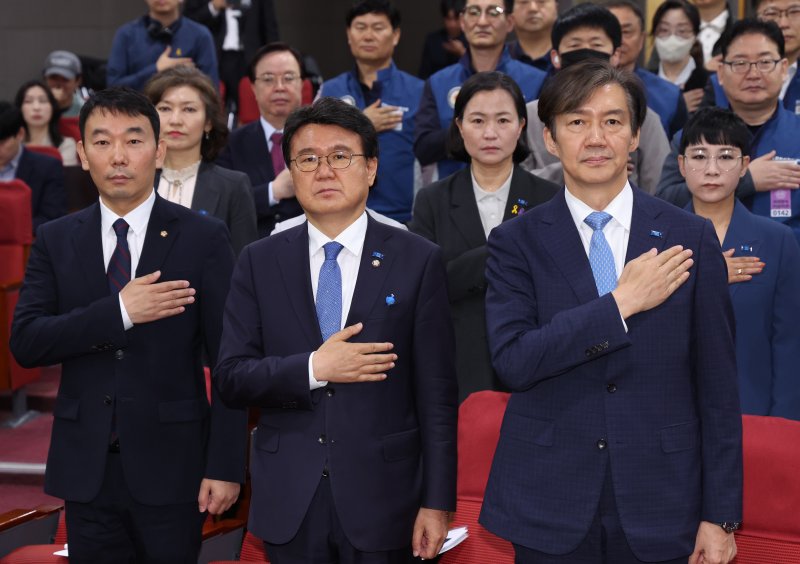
(582, 155), (611, 165)
(108, 173), (132, 185)
(166, 131), (185, 138)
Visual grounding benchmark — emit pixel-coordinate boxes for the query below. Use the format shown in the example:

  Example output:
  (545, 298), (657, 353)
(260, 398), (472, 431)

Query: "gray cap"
(43, 50), (82, 80)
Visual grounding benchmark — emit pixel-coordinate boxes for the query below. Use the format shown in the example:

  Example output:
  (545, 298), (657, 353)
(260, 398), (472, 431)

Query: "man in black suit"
(216, 42), (304, 237)
(0, 102), (65, 233)
(11, 87), (247, 564)
(215, 97), (458, 563)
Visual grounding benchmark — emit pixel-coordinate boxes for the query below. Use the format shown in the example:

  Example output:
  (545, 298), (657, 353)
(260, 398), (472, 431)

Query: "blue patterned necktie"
(584, 211), (617, 296)
(107, 219), (131, 294)
(316, 242), (344, 341)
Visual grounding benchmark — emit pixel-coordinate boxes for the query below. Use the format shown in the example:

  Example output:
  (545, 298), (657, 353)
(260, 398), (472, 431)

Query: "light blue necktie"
(316, 242), (344, 341)
(584, 211), (618, 296)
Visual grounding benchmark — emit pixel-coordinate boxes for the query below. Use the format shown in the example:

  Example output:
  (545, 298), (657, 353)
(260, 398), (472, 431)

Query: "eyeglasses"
(462, 4), (506, 20)
(721, 59), (781, 74)
(682, 150), (744, 173)
(654, 25), (695, 39)
(758, 6), (800, 22)
(290, 151), (366, 172)
(254, 72), (300, 88)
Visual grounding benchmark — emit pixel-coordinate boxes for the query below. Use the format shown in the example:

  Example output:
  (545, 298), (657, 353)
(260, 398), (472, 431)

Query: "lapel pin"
(371, 251), (384, 268)
(198, 209), (208, 216)
(740, 244), (753, 252)
(160, 230), (168, 238)
(649, 230), (663, 238)
(385, 293), (396, 307)
(511, 198), (529, 216)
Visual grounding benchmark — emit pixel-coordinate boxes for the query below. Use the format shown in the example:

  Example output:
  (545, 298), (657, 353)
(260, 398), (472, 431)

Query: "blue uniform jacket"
(319, 62), (423, 222)
(107, 16), (219, 91)
(634, 67), (687, 138)
(414, 48), (546, 180)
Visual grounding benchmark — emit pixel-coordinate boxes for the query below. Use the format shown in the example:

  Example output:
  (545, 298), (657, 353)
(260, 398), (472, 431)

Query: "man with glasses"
(216, 96), (458, 564)
(414, 0), (546, 181)
(658, 19), (800, 244)
(509, 0), (559, 72)
(318, 0), (423, 223)
(216, 42), (305, 237)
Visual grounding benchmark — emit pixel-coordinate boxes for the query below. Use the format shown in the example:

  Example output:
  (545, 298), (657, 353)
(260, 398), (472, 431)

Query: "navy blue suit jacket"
(17, 147), (66, 233)
(215, 120), (303, 238)
(215, 216), (458, 551)
(690, 199), (800, 420)
(480, 187), (743, 561)
(10, 195), (248, 505)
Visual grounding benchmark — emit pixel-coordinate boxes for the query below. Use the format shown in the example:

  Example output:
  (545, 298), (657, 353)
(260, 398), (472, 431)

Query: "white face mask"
(655, 34), (695, 63)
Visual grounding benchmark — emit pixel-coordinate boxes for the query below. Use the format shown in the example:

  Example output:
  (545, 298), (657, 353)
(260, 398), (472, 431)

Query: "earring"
(204, 131), (210, 141)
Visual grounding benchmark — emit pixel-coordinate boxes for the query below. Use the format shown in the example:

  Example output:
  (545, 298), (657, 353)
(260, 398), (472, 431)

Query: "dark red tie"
(108, 219), (131, 294)
(270, 131), (285, 175)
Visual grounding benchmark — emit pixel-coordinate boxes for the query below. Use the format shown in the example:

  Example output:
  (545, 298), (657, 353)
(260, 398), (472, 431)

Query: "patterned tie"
(316, 242), (344, 342)
(584, 212), (617, 296)
(107, 219), (131, 294)
(270, 131), (285, 175)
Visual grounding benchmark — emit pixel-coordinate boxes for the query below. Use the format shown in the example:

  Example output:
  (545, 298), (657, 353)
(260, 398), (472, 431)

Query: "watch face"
(720, 522), (741, 533)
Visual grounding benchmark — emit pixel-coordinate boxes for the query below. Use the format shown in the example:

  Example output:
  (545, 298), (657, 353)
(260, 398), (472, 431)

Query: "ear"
(609, 49), (621, 68)
(460, 13), (467, 34)
(393, 28), (401, 47)
(543, 126), (560, 158)
(550, 49), (561, 70)
(76, 140), (90, 172)
(155, 138), (167, 170)
(677, 154), (687, 179)
(628, 129), (640, 153)
(740, 155), (751, 178)
(455, 117), (464, 138)
(366, 156), (378, 187)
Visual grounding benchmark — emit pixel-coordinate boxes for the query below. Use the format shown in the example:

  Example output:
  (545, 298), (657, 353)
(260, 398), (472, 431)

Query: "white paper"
(438, 526), (468, 554)
(53, 543), (68, 556)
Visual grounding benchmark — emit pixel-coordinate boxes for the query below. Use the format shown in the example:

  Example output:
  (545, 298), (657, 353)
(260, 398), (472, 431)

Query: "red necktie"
(270, 131), (285, 175)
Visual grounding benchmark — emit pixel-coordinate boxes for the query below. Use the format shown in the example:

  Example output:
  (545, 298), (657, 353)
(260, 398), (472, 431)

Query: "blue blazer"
(215, 120), (303, 238)
(480, 187), (743, 561)
(17, 147), (65, 234)
(215, 216), (458, 551)
(10, 195), (248, 504)
(690, 199), (800, 420)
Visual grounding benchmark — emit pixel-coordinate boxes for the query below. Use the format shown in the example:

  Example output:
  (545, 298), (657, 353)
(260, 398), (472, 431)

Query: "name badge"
(770, 157), (797, 218)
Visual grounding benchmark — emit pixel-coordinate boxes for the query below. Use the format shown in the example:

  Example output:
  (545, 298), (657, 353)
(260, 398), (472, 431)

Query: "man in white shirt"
(215, 96), (458, 563)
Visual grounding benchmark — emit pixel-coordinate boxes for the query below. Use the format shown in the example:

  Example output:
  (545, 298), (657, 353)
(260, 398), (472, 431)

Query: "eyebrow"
(89, 126), (147, 138)
(727, 50), (780, 58)
(566, 108), (626, 117)
(294, 143), (357, 154)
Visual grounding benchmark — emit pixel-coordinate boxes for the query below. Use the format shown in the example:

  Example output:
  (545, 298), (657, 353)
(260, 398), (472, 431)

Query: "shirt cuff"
(268, 181), (279, 207)
(118, 294), (134, 331)
(308, 352), (328, 390)
(207, 1), (220, 16)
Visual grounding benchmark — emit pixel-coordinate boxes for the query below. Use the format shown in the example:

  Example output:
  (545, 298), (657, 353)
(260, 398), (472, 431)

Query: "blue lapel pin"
(740, 244), (753, 253)
(649, 230), (663, 238)
(385, 293), (396, 306)
(371, 251), (384, 268)
(511, 198), (529, 215)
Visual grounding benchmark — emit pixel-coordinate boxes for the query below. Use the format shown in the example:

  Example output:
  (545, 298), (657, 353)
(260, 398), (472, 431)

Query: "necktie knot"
(112, 218), (129, 239)
(584, 211), (613, 232)
(323, 241), (343, 261)
(270, 131), (283, 145)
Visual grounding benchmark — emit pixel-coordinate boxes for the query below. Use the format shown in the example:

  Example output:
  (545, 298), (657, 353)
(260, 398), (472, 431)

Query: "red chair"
(23, 146), (62, 163)
(57, 117), (80, 142)
(440, 391), (513, 564)
(0, 506), (67, 563)
(237, 78), (260, 126)
(209, 529), (269, 563)
(732, 415), (800, 563)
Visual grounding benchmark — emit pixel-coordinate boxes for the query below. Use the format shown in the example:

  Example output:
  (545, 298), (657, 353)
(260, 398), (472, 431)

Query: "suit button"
(275, 214), (282, 221)
(114, 349), (124, 360)
(326, 388), (335, 397)
(597, 439), (607, 450)
(104, 395), (112, 405)
(607, 383), (617, 393)
(318, 434), (327, 445)
(585, 349), (592, 357)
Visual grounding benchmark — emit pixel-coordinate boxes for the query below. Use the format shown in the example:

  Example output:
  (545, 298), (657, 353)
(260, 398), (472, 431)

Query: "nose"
(314, 158), (337, 178)
(705, 156), (722, 174)
(110, 141), (128, 166)
(586, 122), (604, 145)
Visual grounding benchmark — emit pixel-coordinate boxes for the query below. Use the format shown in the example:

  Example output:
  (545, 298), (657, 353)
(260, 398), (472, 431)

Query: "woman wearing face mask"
(409, 72), (558, 402)
(651, 0), (709, 113)
(680, 107), (800, 420)
(14, 80), (77, 165)
(145, 66), (257, 256)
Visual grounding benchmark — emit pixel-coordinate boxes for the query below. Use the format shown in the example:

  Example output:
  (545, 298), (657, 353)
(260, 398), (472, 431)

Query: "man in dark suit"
(216, 42), (304, 238)
(0, 101), (65, 233)
(10, 87), (247, 564)
(480, 60), (743, 563)
(215, 97), (458, 563)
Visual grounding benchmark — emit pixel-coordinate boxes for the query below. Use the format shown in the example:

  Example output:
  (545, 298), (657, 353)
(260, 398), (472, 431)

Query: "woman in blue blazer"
(680, 107), (800, 420)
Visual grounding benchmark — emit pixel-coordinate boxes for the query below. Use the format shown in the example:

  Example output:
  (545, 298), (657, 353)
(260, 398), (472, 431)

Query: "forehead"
(85, 109), (155, 136)
(727, 32), (781, 57)
(350, 12), (392, 27)
(290, 123), (364, 153)
(559, 26), (614, 49)
(465, 0), (502, 8)
(464, 88), (518, 112)
(24, 86), (48, 98)
(609, 5), (640, 24)
(161, 84), (203, 102)
(659, 8), (692, 24)
(255, 51), (301, 75)
(758, 0), (800, 9)
(563, 83), (630, 116)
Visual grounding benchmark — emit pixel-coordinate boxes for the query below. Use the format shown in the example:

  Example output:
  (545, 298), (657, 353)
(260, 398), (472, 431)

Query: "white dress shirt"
(781, 61), (798, 102)
(306, 211), (369, 389)
(658, 57), (696, 89)
(260, 117), (283, 206)
(698, 9), (729, 63)
(471, 167), (512, 239)
(99, 189), (156, 330)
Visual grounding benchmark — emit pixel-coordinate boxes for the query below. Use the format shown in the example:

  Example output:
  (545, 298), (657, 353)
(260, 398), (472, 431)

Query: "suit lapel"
(72, 204), (109, 301)
(450, 169), (488, 248)
(345, 217), (395, 327)
(625, 186), (669, 264)
(276, 223), (322, 345)
(503, 168), (536, 222)
(136, 196), (181, 277)
(722, 201), (760, 300)
(191, 162), (221, 215)
(248, 121), (276, 184)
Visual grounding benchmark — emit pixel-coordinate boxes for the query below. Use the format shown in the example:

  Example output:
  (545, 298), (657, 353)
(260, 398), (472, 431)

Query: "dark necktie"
(270, 131), (286, 175)
(316, 242), (344, 342)
(107, 218), (131, 294)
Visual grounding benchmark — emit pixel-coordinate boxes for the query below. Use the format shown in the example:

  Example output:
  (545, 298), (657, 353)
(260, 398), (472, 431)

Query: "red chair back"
(58, 116), (81, 142)
(238, 530), (269, 561)
(0, 180), (33, 282)
(440, 391), (513, 564)
(24, 145), (62, 163)
(237, 78), (260, 126)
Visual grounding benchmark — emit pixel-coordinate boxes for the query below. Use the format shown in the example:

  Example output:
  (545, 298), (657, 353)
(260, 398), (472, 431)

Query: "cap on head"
(43, 50), (82, 80)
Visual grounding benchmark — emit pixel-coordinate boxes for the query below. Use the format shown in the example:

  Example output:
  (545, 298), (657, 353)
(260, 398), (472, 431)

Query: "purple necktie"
(107, 219), (131, 294)
(270, 131), (285, 175)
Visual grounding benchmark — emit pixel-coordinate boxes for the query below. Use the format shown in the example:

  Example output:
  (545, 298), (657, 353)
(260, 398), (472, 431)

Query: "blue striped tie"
(316, 242), (344, 342)
(107, 219), (131, 294)
(584, 212), (617, 296)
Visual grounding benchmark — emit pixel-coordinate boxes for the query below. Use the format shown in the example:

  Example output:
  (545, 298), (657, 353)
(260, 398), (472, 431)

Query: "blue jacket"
(657, 104), (800, 244)
(687, 200), (800, 421)
(414, 48), (546, 180)
(708, 71), (800, 114)
(107, 16), (219, 91)
(320, 62), (423, 222)
(634, 67), (687, 138)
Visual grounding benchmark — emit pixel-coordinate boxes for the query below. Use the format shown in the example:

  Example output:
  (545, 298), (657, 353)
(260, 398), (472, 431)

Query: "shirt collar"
(260, 117), (281, 147)
(307, 211), (368, 258)
(701, 9), (728, 32)
(99, 189), (157, 239)
(470, 166), (513, 202)
(564, 181), (633, 232)
(1, 144), (24, 176)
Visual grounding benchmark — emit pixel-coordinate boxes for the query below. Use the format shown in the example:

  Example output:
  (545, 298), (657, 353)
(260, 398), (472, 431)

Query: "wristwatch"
(717, 522), (741, 533)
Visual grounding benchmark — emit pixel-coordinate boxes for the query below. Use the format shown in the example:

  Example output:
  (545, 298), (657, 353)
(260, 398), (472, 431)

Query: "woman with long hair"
(14, 79), (77, 165)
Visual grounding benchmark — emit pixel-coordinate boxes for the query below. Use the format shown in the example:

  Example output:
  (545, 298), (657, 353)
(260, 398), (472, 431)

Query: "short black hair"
(441, 0), (465, 17)
(347, 0), (401, 29)
(282, 96), (379, 165)
(463, 0), (513, 14)
(600, 0), (645, 31)
(79, 87), (161, 142)
(538, 59), (646, 139)
(679, 107), (752, 155)
(0, 101), (26, 141)
(248, 42), (307, 82)
(14, 79), (64, 147)
(719, 18), (785, 59)
(448, 71), (531, 164)
(552, 4), (622, 52)
(651, 0), (700, 36)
